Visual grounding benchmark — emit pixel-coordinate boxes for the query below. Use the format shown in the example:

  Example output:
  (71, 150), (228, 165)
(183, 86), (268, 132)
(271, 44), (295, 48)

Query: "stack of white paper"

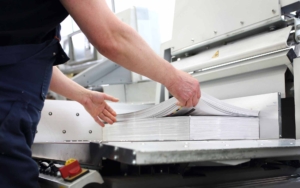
(189, 116), (259, 140)
(103, 117), (190, 141)
(103, 92), (260, 141)
(116, 92), (258, 122)
(103, 116), (259, 141)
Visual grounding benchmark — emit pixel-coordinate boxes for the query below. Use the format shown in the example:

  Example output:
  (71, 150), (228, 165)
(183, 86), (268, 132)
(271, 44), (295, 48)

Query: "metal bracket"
(294, 18), (300, 43)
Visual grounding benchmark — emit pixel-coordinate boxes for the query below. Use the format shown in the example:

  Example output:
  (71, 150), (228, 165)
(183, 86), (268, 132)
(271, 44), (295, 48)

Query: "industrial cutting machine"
(33, 0), (300, 187)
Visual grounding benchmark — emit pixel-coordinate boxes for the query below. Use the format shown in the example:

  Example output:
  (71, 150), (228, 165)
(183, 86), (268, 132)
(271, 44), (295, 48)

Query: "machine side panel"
(35, 100), (103, 142)
(294, 58), (300, 139)
(172, 0), (282, 54)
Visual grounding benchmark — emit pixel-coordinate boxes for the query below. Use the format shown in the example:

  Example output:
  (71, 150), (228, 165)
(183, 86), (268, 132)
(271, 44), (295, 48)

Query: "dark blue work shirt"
(0, 0), (70, 65)
(0, 0), (69, 46)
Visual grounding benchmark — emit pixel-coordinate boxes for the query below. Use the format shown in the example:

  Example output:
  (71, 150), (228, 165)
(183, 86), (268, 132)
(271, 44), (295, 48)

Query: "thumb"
(104, 94), (119, 102)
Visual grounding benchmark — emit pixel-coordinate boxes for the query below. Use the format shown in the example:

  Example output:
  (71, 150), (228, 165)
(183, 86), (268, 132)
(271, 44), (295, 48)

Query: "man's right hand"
(166, 70), (201, 108)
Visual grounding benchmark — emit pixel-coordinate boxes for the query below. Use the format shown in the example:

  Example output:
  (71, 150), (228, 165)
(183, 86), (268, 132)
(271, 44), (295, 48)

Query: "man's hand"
(50, 67), (119, 127)
(81, 91), (119, 127)
(166, 70), (201, 108)
(80, 90), (119, 127)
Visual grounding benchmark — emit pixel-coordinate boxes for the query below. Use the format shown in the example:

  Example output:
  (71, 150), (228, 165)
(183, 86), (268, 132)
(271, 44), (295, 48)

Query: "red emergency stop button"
(59, 158), (89, 181)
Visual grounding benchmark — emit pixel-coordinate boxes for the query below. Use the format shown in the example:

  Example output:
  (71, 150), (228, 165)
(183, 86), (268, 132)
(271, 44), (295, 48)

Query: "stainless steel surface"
(33, 139), (300, 165)
(32, 143), (96, 165)
(98, 139), (300, 165)
(295, 58), (300, 139)
(39, 170), (103, 188)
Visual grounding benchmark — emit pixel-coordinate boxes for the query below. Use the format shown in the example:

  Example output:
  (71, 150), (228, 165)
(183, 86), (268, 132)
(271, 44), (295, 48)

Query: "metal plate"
(32, 143), (96, 165)
(33, 139), (300, 165)
(97, 139), (300, 165)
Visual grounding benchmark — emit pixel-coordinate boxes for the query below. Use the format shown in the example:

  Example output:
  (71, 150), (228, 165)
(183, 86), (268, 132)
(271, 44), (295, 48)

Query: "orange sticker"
(212, 50), (219, 58)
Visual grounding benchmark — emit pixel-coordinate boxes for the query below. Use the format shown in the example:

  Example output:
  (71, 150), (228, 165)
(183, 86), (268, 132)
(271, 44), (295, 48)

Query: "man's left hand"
(81, 90), (119, 127)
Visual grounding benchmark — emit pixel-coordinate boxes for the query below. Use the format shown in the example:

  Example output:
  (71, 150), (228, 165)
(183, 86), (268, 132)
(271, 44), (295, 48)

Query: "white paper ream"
(116, 91), (259, 122)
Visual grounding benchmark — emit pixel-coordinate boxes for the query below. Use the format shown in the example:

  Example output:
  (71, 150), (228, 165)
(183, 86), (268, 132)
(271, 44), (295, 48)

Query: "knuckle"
(183, 94), (190, 101)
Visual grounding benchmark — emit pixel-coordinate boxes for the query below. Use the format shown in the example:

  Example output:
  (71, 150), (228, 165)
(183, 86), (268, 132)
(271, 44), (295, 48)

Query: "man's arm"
(60, 0), (200, 107)
(50, 66), (119, 127)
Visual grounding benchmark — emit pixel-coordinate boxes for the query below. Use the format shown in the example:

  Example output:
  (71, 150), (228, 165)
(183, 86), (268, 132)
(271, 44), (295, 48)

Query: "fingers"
(95, 112), (116, 126)
(103, 109), (116, 122)
(176, 89), (200, 108)
(177, 94), (199, 108)
(94, 116), (105, 127)
(186, 97), (193, 108)
(192, 92), (199, 107)
(104, 94), (119, 102)
(99, 113), (114, 125)
(105, 104), (117, 116)
(97, 105), (117, 125)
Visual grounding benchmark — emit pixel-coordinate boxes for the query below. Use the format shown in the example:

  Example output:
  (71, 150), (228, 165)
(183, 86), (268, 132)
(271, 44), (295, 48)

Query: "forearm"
(49, 66), (87, 104)
(60, 0), (177, 87)
(96, 26), (177, 87)
(60, 0), (200, 107)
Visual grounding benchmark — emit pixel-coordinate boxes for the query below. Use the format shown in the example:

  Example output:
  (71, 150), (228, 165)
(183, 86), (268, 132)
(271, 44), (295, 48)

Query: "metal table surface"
(97, 139), (300, 165)
(32, 139), (300, 165)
